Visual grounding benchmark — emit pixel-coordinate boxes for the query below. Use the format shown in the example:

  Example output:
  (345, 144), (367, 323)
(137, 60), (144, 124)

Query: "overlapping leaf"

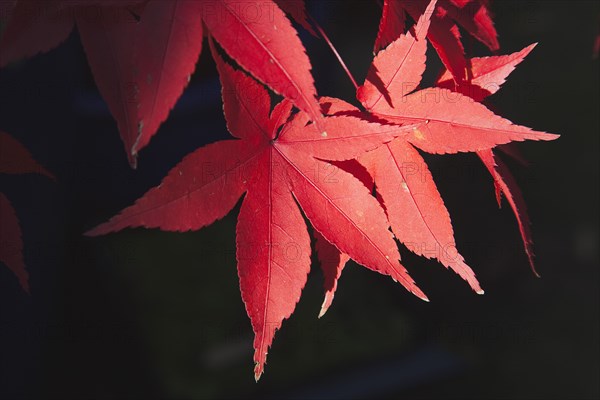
(1, 0), (560, 380)
(478, 149), (537, 275)
(87, 44), (426, 379)
(0, 0), (320, 165)
(358, 0), (557, 154)
(315, 0), (557, 311)
(375, 0), (499, 82)
(434, 43), (541, 274)
(435, 43), (537, 101)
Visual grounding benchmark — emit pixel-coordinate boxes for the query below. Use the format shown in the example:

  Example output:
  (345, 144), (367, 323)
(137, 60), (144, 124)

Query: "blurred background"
(0, 1), (598, 398)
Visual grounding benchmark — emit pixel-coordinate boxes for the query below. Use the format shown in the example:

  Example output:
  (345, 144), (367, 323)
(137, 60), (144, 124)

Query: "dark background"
(1, 1), (598, 398)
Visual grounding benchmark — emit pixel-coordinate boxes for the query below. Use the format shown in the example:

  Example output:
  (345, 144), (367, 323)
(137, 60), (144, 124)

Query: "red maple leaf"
(357, 0), (557, 153)
(478, 149), (537, 275)
(435, 43), (541, 275)
(313, 0), (558, 312)
(375, 0), (499, 83)
(86, 41), (427, 380)
(435, 43), (537, 102)
(0, 0), (320, 166)
(0, 131), (54, 292)
(1, 0), (560, 381)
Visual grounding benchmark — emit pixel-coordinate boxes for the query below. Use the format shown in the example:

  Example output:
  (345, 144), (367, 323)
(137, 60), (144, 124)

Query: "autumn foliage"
(0, 0), (558, 379)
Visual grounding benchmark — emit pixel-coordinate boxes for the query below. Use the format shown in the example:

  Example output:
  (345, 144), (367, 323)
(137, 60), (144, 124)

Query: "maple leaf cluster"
(0, 0), (558, 380)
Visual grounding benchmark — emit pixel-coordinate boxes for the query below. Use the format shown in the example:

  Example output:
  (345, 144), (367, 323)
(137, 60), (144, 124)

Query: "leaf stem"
(308, 15), (359, 91)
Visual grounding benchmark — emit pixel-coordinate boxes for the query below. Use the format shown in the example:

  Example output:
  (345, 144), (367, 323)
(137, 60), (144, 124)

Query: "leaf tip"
(318, 295), (332, 318)
(40, 167), (56, 181)
(527, 248), (540, 278)
(527, 42), (539, 52)
(128, 153), (138, 170)
(409, 283), (429, 302)
(254, 364), (264, 382)
(19, 275), (30, 294)
(84, 224), (105, 238)
(413, 289), (430, 302)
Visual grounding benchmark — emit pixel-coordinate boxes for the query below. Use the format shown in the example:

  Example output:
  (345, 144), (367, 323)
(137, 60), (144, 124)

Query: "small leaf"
(359, 0), (436, 111)
(436, 43), (537, 102)
(478, 149), (538, 276)
(374, 0), (499, 83)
